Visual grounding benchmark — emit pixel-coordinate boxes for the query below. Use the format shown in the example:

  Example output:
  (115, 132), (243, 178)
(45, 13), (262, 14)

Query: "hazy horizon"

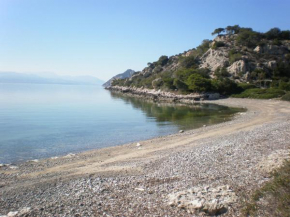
(1, 0), (290, 80)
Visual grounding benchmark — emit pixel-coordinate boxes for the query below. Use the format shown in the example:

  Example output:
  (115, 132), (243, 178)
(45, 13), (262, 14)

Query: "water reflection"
(110, 91), (245, 130)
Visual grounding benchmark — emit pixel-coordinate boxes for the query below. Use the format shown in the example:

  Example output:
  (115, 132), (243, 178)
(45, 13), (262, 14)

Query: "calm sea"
(0, 84), (243, 164)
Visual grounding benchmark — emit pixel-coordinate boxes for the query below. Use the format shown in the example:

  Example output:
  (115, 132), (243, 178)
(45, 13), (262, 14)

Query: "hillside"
(110, 26), (290, 97)
(102, 69), (135, 88)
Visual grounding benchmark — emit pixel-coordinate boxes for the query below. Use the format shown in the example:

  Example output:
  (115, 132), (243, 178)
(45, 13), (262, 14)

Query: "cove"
(0, 84), (245, 164)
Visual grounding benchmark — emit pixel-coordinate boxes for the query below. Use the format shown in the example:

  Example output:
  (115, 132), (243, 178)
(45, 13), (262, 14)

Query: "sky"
(0, 0), (290, 81)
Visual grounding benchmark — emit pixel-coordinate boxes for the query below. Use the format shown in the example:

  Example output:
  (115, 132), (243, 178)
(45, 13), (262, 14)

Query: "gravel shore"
(1, 98), (290, 216)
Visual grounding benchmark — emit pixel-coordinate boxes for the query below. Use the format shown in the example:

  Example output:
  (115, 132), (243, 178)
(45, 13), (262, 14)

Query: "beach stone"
(19, 207), (31, 215)
(136, 143), (141, 147)
(7, 211), (18, 217)
(168, 185), (237, 215)
(179, 130), (184, 133)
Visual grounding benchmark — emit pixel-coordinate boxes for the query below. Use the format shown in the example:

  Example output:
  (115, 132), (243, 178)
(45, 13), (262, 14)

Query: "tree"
(157, 55), (169, 66)
(265, 28), (281, 40)
(186, 74), (211, 92)
(212, 28), (225, 36)
(226, 25), (241, 35)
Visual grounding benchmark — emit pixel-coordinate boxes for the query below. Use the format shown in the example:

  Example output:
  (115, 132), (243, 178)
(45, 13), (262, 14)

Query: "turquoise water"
(0, 84), (244, 164)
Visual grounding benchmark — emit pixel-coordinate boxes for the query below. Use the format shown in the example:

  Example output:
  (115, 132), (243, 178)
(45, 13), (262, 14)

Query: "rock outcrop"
(199, 48), (229, 72)
(168, 185), (238, 215)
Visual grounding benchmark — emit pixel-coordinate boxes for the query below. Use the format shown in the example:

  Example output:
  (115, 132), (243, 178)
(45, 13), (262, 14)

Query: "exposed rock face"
(254, 45), (289, 55)
(266, 60), (277, 69)
(102, 69), (135, 88)
(227, 60), (247, 76)
(168, 185), (238, 215)
(199, 48), (229, 72)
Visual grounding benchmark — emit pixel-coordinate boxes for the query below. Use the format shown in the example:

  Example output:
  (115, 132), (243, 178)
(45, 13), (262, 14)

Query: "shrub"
(153, 65), (163, 74)
(237, 83), (257, 90)
(279, 81), (290, 91)
(232, 88), (285, 99)
(186, 74), (211, 92)
(211, 78), (241, 95)
(179, 55), (198, 69)
(281, 92), (290, 101)
(228, 49), (243, 64)
(157, 55), (169, 66)
(212, 41), (225, 49)
(214, 67), (230, 78)
(236, 29), (262, 48)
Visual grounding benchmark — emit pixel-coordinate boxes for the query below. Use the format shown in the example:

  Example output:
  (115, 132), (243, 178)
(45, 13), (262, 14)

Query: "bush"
(179, 55), (198, 69)
(232, 88), (285, 99)
(214, 67), (230, 78)
(236, 29), (262, 48)
(281, 92), (290, 101)
(237, 83), (257, 90)
(153, 65), (163, 74)
(211, 78), (241, 95)
(212, 41), (225, 49)
(186, 74), (211, 92)
(157, 55), (169, 66)
(228, 49), (243, 64)
(279, 81), (290, 91)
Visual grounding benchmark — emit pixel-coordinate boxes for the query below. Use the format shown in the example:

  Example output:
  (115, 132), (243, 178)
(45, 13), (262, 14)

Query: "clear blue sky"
(1, 0), (290, 80)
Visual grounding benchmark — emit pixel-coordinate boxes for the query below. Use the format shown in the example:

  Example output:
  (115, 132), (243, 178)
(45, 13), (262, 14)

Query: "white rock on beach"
(7, 211), (18, 217)
(136, 143), (141, 147)
(168, 185), (237, 215)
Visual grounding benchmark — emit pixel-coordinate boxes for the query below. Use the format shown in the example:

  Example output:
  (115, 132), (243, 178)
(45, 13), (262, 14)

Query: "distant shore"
(1, 97), (290, 216)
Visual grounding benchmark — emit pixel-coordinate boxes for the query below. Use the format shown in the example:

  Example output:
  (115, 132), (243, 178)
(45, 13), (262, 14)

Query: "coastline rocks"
(107, 86), (220, 102)
(179, 130), (184, 133)
(168, 185), (238, 215)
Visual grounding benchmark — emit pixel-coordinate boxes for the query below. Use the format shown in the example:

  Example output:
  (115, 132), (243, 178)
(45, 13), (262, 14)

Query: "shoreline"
(1, 97), (290, 216)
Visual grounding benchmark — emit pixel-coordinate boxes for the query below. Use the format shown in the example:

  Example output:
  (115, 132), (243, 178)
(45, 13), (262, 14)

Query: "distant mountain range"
(0, 72), (104, 85)
(103, 69), (135, 88)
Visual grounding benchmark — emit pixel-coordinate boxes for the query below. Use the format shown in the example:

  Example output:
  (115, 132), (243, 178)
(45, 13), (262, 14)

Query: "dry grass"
(243, 158), (290, 217)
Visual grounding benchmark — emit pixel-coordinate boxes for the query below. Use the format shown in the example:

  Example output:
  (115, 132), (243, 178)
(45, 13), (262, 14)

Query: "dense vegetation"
(112, 25), (290, 99)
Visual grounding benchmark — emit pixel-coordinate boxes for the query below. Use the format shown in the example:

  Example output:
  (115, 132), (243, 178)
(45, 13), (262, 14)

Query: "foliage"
(186, 74), (211, 92)
(212, 41), (226, 49)
(211, 28), (225, 36)
(211, 78), (241, 95)
(228, 49), (243, 64)
(225, 25), (241, 35)
(249, 68), (267, 81)
(179, 55), (198, 69)
(281, 93), (290, 101)
(237, 83), (257, 90)
(279, 82), (290, 91)
(236, 29), (262, 48)
(161, 71), (175, 90)
(153, 65), (163, 74)
(273, 60), (290, 79)
(214, 67), (230, 78)
(243, 159), (290, 216)
(157, 55), (169, 66)
(265, 27), (290, 40)
(232, 88), (285, 99)
(152, 78), (163, 89)
(189, 39), (211, 58)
